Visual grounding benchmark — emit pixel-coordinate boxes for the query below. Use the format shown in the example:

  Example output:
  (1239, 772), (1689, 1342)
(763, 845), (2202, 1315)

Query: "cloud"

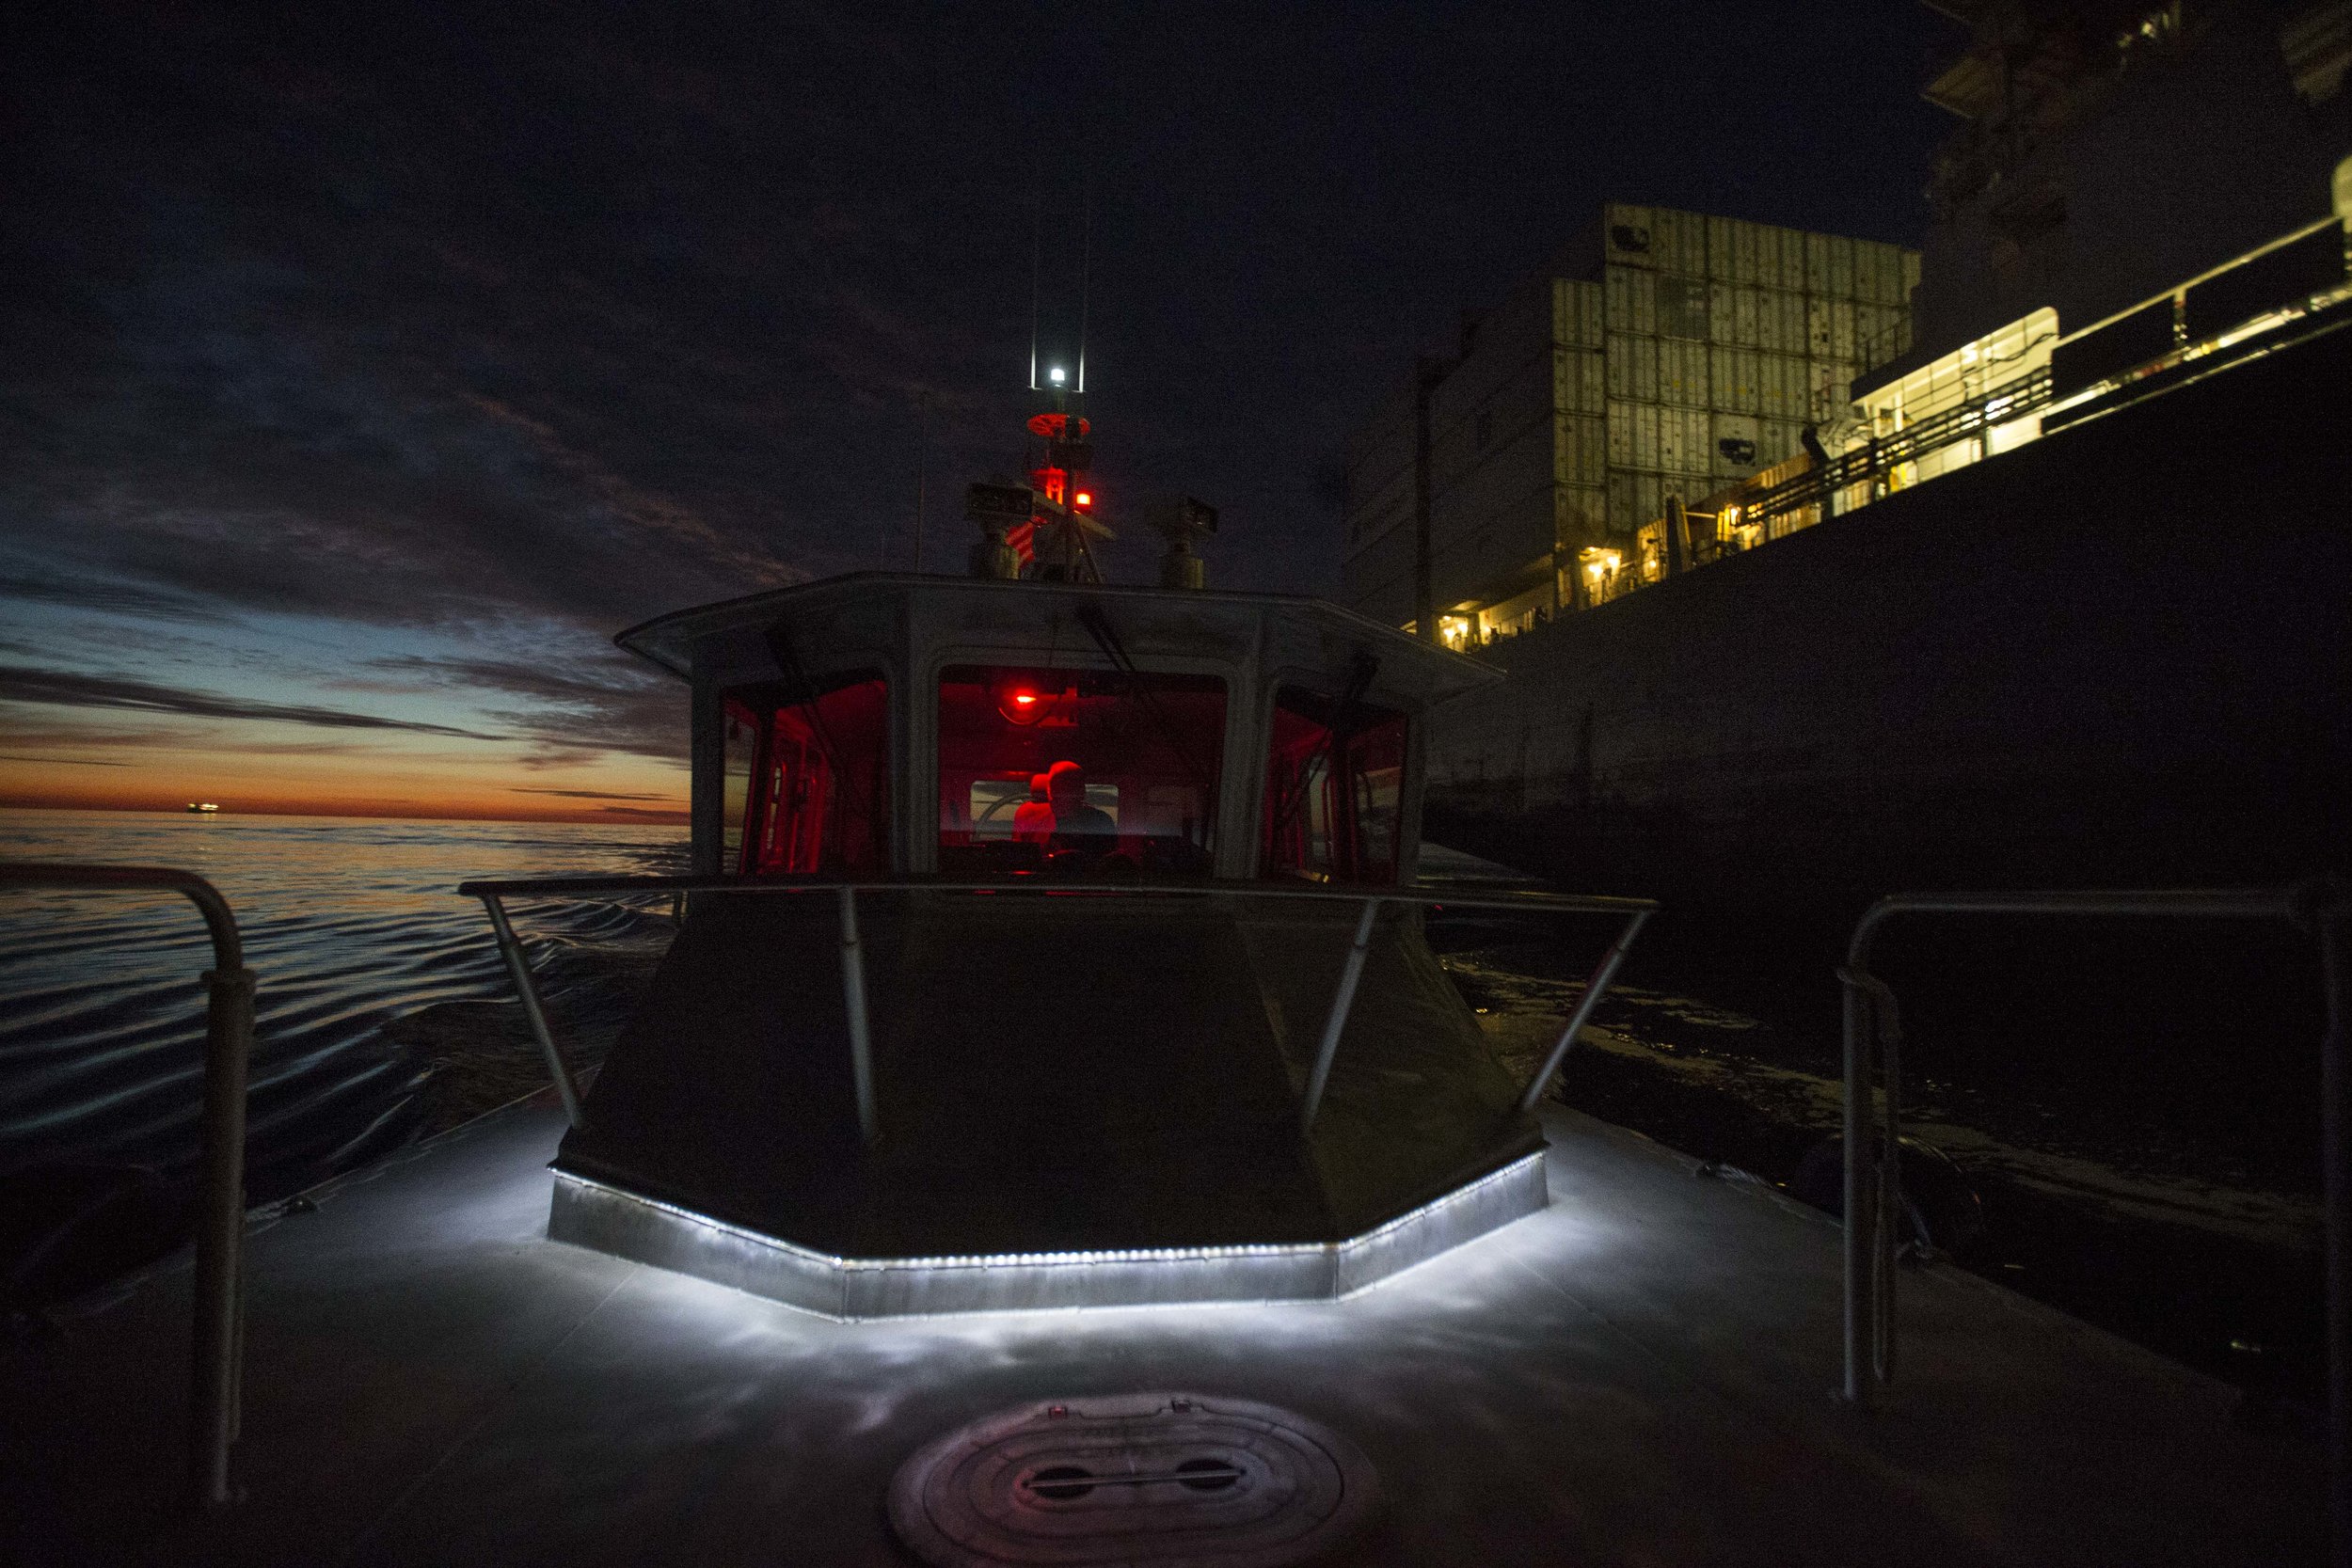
(367, 652), (682, 760)
(511, 786), (672, 801)
(0, 0), (1072, 649)
(0, 562), (233, 624)
(0, 753), (133, 767)
(0, 665), (509, 740)
(596, 804), (691, 820)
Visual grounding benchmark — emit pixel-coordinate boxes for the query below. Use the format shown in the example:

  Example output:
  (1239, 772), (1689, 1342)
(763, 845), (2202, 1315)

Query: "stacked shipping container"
(1597, 203), (1919, 539)
(1342, 203), (1919, 631)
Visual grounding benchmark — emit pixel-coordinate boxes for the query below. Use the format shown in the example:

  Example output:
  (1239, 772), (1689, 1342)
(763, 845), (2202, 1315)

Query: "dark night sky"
(0, 2), (1963, 816)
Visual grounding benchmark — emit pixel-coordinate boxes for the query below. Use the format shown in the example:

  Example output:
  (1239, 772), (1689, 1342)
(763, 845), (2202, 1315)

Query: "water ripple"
(0, 809), (686, 1188)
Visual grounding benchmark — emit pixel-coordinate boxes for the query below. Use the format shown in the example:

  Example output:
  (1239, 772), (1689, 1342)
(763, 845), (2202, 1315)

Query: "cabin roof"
(613, 572), (1500, 706)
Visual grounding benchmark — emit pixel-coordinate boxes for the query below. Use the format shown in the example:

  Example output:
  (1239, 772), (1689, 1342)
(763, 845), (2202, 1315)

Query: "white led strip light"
(549, 1150), (1549, 1318)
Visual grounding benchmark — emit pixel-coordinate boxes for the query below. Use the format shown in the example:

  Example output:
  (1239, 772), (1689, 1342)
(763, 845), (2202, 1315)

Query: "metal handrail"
(457, 873), (1657, 1142)
(1836, 884), (2350, 1567)
(0, 863), (256, 1512)
(1740, 366), (2056, 529)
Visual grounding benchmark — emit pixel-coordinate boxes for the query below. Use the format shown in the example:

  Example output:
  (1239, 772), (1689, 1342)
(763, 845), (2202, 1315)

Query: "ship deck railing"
(1616, 213), (2352, 581)
(455, 873), (1656, 1146)
(1836, 880), (2352, 1565)
(0, 862), (257, 1513)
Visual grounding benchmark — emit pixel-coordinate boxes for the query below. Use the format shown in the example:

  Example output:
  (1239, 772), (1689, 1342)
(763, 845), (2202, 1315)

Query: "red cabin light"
(998, 681), (1048, 725)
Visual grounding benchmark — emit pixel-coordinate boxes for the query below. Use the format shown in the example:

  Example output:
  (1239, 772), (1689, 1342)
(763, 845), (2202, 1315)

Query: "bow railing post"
(1836, 886), (2328, 1450)
(2306, 888), (2349, 1568)
(1840, 963), (1872, 1405)
(1517, 909), (1651, 1115)
(838, 886), (878, 1146)
(0, 863), (257, 1512)
(453, 875), (1661, 1161)
(1299, 898), (1382, 1137)
(191, 961), (254, 1506)
(479, 894), (584, 1129)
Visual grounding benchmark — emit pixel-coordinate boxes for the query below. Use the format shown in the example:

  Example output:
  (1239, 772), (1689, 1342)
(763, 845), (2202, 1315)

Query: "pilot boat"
(1, 404), (2331, 1567)
(521, 568), (1603, 1318)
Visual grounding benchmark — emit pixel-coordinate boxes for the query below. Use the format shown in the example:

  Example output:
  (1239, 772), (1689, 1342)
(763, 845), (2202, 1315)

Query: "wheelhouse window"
(1261, 686), (1406, 884)
(721, 701), (757, 871)
(725, 673), (889, 876)
(937, 665), (1225, 879)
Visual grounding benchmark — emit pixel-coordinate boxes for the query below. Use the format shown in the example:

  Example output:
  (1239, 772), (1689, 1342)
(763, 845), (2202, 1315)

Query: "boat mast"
(1000, 156), (1110, 585)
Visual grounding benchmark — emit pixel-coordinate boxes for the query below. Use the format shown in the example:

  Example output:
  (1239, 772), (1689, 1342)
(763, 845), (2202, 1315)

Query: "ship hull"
(1424, 321), (2350, 950)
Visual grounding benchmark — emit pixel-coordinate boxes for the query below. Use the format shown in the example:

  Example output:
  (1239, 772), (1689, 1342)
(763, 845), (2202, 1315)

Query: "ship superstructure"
(1340, 206), (1922, 643)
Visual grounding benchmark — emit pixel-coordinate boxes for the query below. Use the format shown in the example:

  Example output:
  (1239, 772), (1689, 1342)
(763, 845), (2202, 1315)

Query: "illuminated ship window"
(1261, 687), (1406, 886)
(724, 673), (889, 876)
(936, 665), (1224, 879)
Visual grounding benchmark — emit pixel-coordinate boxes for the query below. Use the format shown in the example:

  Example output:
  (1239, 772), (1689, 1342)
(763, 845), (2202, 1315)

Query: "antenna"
(1075, 174), (1091, 394)
(912, 391), (928, 573)
(1026, 167), (1042, 392)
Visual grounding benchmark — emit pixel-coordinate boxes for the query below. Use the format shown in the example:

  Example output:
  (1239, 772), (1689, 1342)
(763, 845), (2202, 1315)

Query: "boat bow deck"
(1, 1093), (2325, 1566)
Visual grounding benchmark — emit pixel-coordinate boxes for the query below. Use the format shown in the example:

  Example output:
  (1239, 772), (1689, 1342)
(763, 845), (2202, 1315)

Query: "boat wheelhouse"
(534, 572), (1641, 1316)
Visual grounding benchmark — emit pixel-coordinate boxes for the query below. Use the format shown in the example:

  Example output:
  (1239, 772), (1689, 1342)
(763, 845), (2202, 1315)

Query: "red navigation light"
(1073, 490), (1093, 509)
(1012, 691), (1037, 706)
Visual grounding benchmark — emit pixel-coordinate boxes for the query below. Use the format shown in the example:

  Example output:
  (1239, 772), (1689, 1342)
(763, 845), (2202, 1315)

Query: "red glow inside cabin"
(937, 665), (1225, 879)
(714, 666), (1409, 885)
(722, 675), (890, 875)
(1261, 688), (1406, 884)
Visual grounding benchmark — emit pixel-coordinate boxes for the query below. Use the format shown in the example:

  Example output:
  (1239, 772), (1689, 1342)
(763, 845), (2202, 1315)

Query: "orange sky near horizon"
(0, 722), (691, 826)
(0, 786), (690, 826)
(2, 597), (699, 827)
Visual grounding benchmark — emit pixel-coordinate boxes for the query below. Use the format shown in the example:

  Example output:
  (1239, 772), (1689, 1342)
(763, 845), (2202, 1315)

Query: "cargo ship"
(1340, 8), (2352, 948)
(1421, 265), (2350, 942)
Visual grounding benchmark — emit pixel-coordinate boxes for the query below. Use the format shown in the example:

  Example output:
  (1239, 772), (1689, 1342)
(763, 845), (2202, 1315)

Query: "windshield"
(936, 664), (1225, 879)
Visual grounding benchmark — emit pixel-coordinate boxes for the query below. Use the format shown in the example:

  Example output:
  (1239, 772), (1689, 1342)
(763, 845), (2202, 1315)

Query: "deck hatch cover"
(888, 1392), (1376, 1565)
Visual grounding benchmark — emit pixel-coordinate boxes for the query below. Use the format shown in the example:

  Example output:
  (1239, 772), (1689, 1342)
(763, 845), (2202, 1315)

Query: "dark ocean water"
(0, 810), (685, 1215)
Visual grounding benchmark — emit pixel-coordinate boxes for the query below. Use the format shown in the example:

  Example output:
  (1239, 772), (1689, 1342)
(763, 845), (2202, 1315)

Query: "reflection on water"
(0, 809), (686, 1197)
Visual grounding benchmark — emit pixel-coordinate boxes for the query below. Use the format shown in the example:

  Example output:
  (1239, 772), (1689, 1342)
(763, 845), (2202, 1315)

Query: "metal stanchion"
(0, 863), (256, 1511)
(1299, 899), (1382, 1136)
(480, 895), (584, 1129)
(838, 886), (878, 1146)
(1836, 888), (2315, 1420)
(2301, 888), (2349, 1568)
(1517, 909), (1652, 1115)
(191, 964), (254, 1508)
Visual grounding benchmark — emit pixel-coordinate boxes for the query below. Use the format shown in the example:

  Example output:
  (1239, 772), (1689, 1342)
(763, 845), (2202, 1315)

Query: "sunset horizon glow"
(0, 792), (690, 828)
